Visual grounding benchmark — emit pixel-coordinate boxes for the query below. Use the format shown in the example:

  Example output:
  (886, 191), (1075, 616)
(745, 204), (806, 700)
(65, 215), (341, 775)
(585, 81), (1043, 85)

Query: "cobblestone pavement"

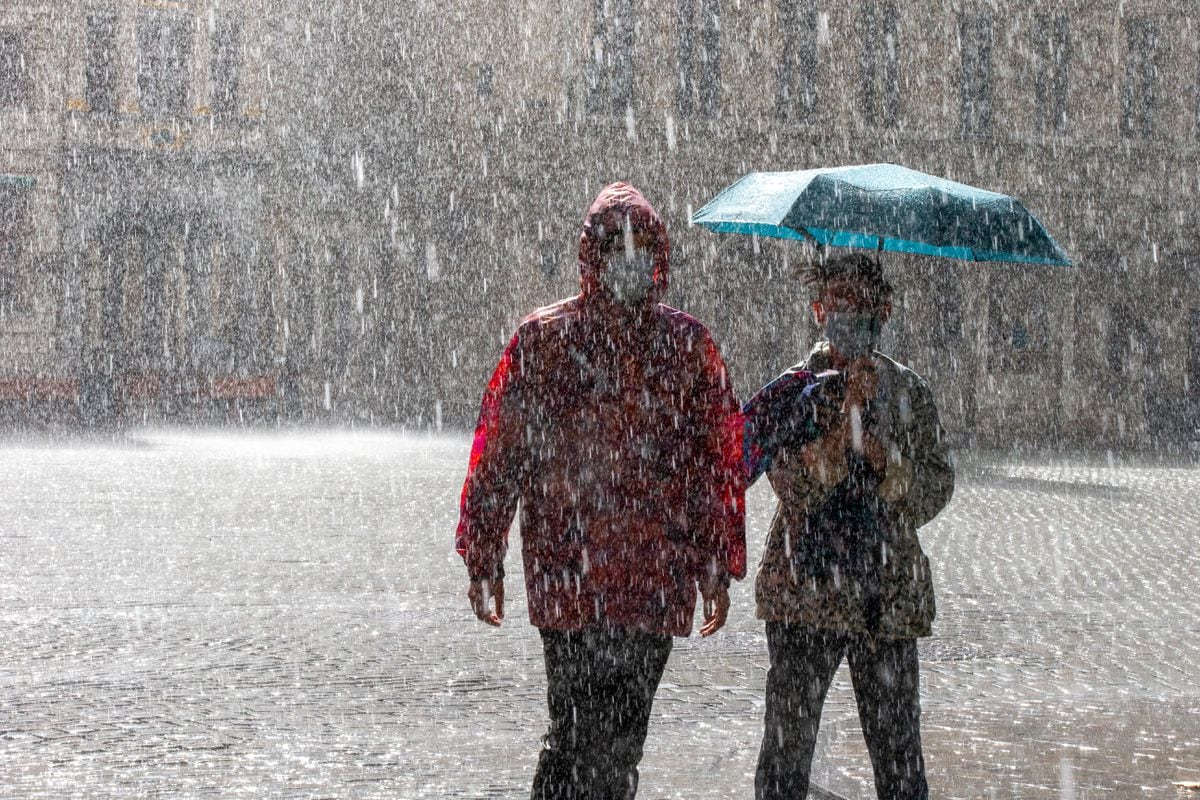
(1, 431), (1197, 799)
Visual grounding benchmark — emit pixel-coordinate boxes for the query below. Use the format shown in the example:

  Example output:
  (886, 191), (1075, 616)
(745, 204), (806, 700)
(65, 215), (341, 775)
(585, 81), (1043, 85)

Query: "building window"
(676, 0), (721, 118)
(860, 0), (900, 128)
(137, 9), (192, 116)
(384, 33), (416, 116)
(586, 0), (636, 115)
(0, 32), (31, 110)
(988, 272), (1053, 372)
(1195, 58), (1200, 138)
(1120, 17), (1157, 138)
(538, 240), (561, 279)
(1032, 13), (1070, 135)
(86, 12), (119, 114)
(776, 0), (818, 122)
(1104, 302), (1133, 373)
(959, 12), (993, 138)
(476, 63), (494, 99)
(989, 302), (1043, 371)
(0, 180), (32, 315)
(210, 13), (242, 119)
(932, 270), (962, 345)
(136, 238), (171, 372)
(1188, 307), (1200, 411)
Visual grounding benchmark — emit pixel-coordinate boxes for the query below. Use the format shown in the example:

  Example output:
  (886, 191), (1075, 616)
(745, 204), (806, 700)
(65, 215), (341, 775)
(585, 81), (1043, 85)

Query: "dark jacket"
(455, 182), (746, 636)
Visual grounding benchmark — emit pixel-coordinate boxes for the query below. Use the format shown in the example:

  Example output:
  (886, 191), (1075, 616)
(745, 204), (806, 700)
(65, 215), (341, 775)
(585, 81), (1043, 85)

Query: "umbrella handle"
(793, 227), (827, 262)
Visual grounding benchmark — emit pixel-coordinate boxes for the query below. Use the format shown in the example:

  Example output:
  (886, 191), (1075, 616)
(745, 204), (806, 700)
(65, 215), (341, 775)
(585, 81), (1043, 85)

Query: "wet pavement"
(1, 430), (1198, 798)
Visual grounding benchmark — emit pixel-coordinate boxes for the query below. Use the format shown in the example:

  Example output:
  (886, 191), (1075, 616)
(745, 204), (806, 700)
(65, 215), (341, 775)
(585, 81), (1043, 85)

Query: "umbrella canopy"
(691, 163), (1071, 266)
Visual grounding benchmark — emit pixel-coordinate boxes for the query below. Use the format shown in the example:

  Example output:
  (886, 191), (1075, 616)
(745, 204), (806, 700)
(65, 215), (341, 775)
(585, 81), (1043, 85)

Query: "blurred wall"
(0, 0), (1197, 450)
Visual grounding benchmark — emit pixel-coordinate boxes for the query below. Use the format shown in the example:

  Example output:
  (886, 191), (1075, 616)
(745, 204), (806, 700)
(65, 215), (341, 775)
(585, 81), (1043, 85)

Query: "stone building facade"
(1, 0), (1198, 449)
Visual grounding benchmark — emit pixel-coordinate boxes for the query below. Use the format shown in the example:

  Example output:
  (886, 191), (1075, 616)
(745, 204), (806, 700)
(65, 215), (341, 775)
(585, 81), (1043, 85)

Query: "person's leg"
(531, 628), (590, 800)
(755, 624), (846, 800)
(530, 627), (672, 800)
(846, 636), (928, 800)
(590, 626), (673, 800)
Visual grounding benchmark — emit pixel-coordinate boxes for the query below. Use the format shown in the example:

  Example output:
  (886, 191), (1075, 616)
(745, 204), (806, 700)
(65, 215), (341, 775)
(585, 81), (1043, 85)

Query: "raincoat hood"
(578, 182), (670, 304)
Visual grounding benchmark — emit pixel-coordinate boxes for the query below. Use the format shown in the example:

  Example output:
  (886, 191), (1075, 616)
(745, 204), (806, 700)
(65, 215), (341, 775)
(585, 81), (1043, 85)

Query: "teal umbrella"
(691, 163), (1071, 266)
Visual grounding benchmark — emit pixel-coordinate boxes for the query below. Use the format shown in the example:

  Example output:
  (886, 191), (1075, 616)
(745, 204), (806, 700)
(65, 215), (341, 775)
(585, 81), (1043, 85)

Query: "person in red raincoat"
(455, 182), (746, 799)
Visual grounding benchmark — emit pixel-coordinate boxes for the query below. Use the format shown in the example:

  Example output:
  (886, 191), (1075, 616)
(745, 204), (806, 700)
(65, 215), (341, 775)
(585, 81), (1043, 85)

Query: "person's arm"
(455, 332), (528, 625)
(763, 370), (853, 512)
(690, 333), (747, 635)
(886, 375), (955, 528)
(741, 368), (820, 486)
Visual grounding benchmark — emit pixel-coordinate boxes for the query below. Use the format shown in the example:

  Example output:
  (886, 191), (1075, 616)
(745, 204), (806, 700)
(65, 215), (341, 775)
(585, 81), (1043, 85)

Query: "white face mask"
(600, 248), (655, 304)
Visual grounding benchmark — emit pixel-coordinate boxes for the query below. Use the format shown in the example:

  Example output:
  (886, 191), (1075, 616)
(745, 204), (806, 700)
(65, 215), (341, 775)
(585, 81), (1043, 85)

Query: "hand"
(699, 576), (731, 637)
(842, 359), (880, 461)
(842, 357), (879, 409)
(801, 426), (850, 487)
(468, 578), (504, 627)
(877, 451), (914, 503)
(859, 432), (890, 475)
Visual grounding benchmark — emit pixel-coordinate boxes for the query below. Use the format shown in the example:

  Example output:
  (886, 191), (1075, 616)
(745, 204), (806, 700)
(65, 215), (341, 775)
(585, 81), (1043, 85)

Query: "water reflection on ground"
(0, 430), (1197, 798)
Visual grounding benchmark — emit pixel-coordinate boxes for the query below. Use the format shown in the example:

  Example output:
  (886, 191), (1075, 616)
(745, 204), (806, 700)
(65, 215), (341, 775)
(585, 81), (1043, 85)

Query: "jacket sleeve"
(893, 375), (955, 529)
(454, 332), (528, 581)
(743, 368), (823, 485)
(756, 369), (843, 512)
(689, 334), (747, 583)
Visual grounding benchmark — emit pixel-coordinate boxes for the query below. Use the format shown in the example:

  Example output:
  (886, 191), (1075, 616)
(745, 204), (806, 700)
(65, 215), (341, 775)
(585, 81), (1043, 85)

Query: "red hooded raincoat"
(455, 183), (746, 636)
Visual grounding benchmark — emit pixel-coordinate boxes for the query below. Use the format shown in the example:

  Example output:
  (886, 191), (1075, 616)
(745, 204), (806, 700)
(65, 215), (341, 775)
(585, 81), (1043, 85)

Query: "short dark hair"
(801, 252), (894, 305)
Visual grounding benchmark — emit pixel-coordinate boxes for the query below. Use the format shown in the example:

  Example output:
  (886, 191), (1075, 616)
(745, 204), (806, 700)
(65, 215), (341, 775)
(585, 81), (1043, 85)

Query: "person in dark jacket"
(744, 253), (955, 800)
(455, 182), (747, 800)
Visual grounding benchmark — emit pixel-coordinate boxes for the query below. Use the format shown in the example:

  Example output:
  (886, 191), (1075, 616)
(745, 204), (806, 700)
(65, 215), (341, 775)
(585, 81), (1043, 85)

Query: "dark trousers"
(531, 626), (673, 800)
(755, 623), (928, 800)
